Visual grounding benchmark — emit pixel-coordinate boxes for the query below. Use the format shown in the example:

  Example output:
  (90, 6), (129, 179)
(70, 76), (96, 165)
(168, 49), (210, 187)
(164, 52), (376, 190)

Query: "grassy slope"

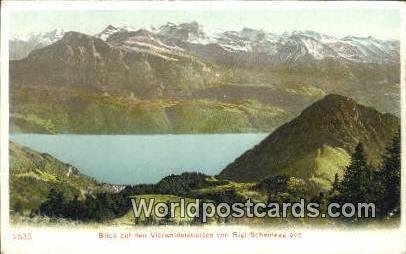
(10, 87), (290, 134)
(191, 180), (267, 203)
(280, 145), (351, 192)
(11, 60), (399, 135)
(9, 144), (397, 227)
(219, 94), (399, 185)
(10, 142), (104, 213)
(112, 194), (199, 226)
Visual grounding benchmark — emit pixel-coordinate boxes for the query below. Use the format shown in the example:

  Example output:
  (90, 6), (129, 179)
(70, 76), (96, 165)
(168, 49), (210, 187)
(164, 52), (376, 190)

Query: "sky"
(9, 7), (401, 40)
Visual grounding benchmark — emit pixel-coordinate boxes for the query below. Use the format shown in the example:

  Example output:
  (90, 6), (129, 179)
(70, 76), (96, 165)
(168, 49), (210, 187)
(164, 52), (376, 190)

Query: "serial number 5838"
(12, 232), (32, 240)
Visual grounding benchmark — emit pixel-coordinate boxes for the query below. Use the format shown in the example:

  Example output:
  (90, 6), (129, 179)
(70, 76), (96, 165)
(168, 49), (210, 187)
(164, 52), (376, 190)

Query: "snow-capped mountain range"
(10, 28), (65, 60)
(10, 22), (401, 121)
(10, 22), (399, 64)
(95, 22), (399, 64)
(11, 28), (65, 44)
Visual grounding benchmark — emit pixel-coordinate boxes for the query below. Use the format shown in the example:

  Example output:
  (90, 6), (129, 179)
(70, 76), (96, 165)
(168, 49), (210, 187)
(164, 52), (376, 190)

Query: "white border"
(2, 1), (402, 11)
(0, 2), (11, 253)
(400, 0), (406, 239)
(1, 1), (405, 254)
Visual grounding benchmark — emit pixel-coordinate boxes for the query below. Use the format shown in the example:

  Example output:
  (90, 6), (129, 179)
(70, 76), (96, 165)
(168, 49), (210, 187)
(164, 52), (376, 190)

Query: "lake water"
(10, 134), (267, 185)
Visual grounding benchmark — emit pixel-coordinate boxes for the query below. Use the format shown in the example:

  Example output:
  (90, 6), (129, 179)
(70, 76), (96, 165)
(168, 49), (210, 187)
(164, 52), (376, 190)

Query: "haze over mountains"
(10, 22), (400, 134)
(10, 28), (65, 60)
(12, 23), (399, 63)
(8, 18), (401, 226)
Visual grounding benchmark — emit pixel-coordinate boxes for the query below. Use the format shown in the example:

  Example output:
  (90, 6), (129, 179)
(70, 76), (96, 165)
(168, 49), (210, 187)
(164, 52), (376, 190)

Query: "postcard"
(1, 1), (405, 253)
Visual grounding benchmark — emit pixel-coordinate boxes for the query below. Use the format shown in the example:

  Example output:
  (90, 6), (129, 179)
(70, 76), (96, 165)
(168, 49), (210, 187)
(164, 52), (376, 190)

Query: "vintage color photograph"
(1, 1), (405, 254)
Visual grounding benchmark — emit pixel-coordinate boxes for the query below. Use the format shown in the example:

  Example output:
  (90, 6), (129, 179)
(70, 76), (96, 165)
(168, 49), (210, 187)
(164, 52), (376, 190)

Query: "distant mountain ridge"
(96, 22), (399, 64)
(9, 22), (400, 134)
(12, 23), (399, 63)
(218, 94), (399, 191)
(10, 28), (65, 60)
(11, 30), (223, 97)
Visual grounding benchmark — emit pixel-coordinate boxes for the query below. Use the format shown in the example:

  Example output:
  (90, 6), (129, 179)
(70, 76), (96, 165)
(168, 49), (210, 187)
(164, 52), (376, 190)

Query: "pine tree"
(163, 200), (173, 225)
(338, 143), (379, 205)
(39, 188), (67, 218)
(193, 200), (206, 225)
(332, 173), (340, 192)
(67, 195), (82, 221)
(380, 132), (401, 217)
(339, 143), (366, 203)
(13, 202), (23, 215)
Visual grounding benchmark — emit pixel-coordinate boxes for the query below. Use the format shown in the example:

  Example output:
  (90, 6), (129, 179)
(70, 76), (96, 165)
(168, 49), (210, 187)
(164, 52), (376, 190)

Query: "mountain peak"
(42, 28), (65, 39)
(323, 93), (351, 100)
(61, 31), (94, 43)
(63, 31), (89, 37)
(299, 94), (361, 122)
(306, 93), (356, 109)
(105, 25), (117, 30)
(240, 27), (266, 40)
(218, 94), (399, 188)
(291, 30), (321, 38)
(96, 25), (137, 40)
(158, 21), (206, 42)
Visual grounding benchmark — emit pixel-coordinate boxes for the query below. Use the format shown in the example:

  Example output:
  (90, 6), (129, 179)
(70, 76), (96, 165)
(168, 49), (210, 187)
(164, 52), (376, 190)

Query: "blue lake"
(10, 134), (267, 185)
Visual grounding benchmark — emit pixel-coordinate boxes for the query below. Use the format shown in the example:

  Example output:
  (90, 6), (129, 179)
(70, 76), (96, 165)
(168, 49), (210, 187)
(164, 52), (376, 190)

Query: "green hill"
(9, 142), (106, 214)
(10, 86), (290, 134)
(218, 94), (400, 192)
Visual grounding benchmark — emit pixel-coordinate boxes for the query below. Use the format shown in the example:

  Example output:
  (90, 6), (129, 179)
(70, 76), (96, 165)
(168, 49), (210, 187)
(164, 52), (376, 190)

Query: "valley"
(9, 94), (401, 226)
(9, 23), (400, 134)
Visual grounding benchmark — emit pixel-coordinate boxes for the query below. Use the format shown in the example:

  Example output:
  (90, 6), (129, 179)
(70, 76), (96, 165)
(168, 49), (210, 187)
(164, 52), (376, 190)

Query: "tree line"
(35, 172), (211, 222)
(36, 132), (400, 223)
(331, 131), (400, 218)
